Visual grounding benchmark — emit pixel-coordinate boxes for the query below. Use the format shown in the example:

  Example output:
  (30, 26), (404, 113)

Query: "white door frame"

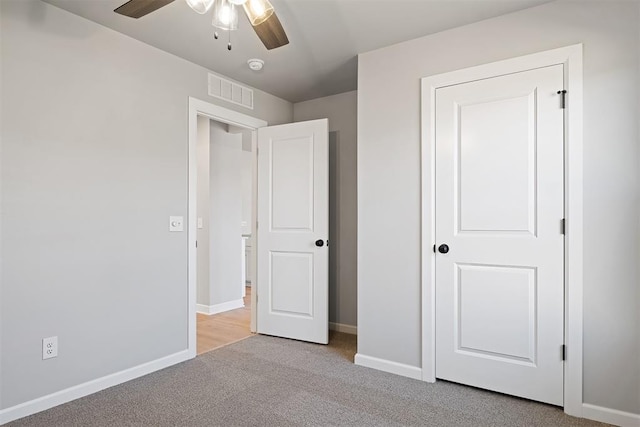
(420, 45), (583, 416)
(187, 97), (267, 358)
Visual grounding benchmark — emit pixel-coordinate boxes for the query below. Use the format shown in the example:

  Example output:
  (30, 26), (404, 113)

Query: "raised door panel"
(270, 137), (314, 231)
(456, 264), (536, 364)
(457, 94), (536, 235)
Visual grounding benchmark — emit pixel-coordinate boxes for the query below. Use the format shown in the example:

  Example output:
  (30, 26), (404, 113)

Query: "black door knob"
(438, 244), (449, 254)
(315, 239), (324, 247)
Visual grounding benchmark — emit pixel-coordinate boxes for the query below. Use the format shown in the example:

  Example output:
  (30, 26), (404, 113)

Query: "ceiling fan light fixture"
(212, 0), (239, 30)
(185, 0), (215, 14)
(243, 0), (274, 26)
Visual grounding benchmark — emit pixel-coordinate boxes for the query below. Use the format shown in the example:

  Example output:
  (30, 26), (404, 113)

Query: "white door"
(435, 65), (565, 405)
(256, 119), (329, 344)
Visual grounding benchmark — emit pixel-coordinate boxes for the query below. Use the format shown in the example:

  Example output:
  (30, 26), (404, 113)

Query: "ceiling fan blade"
(251, 12), (289, 50)
(114, 0), (176, 18)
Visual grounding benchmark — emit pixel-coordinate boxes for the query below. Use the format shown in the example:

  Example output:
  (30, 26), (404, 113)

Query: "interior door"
(256, 119), (329, 344)
(434, 65), (565, 405)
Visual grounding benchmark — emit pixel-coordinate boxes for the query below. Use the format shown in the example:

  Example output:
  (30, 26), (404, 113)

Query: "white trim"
(0, 350), (190, 425)
(188, 97), (267, 358)
(581, 404), (640, 427)
(329, 322), (357, 335)
(354, 354), (422, 380)
(562, 46), (584, 418)
(249, 130), (258, 333)
(420, 45), (584, 417)
(196, 299), (244, 315)
(189, 98), (267, 130)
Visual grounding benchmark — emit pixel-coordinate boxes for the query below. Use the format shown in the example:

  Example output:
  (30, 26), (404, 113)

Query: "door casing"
(420, 45), (583, 417)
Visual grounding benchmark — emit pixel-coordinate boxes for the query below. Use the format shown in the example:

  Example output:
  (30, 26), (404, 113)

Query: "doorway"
(187, 98), (267, 357)
(420, 45), (584, 415)
(195, 116), (256, 355)
(187, 98), (331, 357)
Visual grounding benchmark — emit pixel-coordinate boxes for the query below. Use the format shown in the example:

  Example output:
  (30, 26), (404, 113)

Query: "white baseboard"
(0, 349), (191, 425)
(196, 299), (244, 315)
(329, 322), (357, 335)
(582, 403), (640, 427)
(354, 353), (422, 380)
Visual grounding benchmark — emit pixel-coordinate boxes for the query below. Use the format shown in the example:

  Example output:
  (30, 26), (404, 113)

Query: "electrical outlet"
(42, 336), (58, 360)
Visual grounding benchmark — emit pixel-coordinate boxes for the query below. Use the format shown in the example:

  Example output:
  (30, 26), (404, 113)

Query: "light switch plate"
(169, 216), (184, 232)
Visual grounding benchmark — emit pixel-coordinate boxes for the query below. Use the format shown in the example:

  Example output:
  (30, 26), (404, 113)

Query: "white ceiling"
(42, 0), (552, 103)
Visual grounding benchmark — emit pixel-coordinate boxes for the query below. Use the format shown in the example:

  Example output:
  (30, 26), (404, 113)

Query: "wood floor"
(197, 287), (357, 360)
(197, 286), (253, 355)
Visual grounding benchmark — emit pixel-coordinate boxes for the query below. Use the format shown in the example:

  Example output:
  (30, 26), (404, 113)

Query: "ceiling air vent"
(208, 73), (254, 110)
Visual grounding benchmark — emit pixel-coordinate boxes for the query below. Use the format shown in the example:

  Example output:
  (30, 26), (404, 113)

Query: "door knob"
(315, 239), (324, 247)
(438, 244), (449, 254)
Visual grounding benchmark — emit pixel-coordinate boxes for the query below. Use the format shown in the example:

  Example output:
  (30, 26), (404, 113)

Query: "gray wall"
(232, 127), (253, 236)
(357, 0), (639, 415)
(196, 116), (211, 306)
(0, 0), (292, 410)
(294, 91), (358, 327)
(208, 121), (243, 306)
(240, 150), (252, 237)
(197, 119), (243, 308)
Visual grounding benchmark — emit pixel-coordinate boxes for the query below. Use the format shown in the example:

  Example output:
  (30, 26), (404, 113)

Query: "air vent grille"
(208, 73), (254, 110)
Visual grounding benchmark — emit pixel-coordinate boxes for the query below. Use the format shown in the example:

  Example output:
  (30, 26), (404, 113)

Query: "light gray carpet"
(11, 333), (606, 426)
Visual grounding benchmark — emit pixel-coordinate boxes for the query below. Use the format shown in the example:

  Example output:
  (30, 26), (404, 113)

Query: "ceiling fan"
(114, 0), (289, 50)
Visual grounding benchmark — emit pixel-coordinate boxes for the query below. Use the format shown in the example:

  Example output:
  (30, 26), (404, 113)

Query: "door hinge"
(196, 240), (198, 248)
(561, 218), (566, 235)
(557, 90), (567, 109)
(561, 345), (566, 361)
